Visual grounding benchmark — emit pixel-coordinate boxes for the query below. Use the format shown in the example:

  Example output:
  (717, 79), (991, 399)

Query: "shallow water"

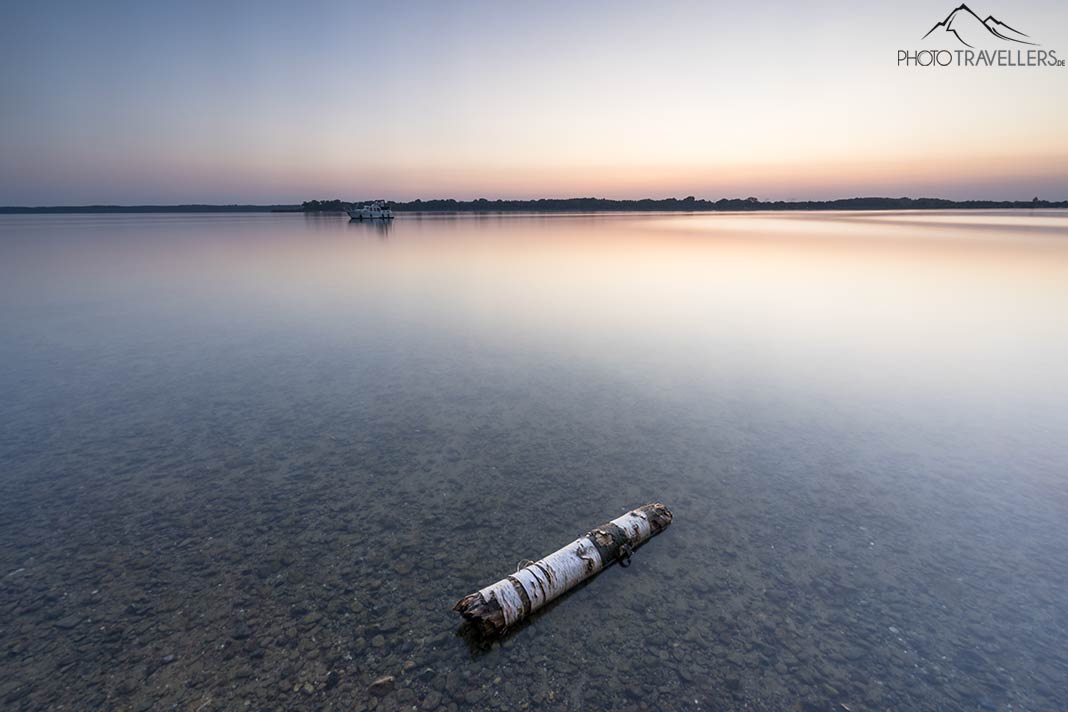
(1, 211), (1066, 711)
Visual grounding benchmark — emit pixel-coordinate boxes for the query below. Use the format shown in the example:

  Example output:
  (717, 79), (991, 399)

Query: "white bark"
(454, 502), (673, 635)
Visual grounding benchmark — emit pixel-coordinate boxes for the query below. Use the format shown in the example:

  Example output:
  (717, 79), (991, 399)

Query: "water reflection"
(348, 217), (393, 238)
(0, 211), (1066, 710)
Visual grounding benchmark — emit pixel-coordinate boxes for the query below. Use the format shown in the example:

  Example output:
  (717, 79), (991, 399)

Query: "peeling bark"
(453, 502), (673, 635)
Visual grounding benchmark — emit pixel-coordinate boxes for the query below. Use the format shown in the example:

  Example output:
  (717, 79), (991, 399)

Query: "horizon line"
(3, 194), (1068, 213)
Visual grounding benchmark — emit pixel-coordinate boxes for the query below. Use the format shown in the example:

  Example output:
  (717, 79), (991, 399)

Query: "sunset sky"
(2, 0), (1067, 204)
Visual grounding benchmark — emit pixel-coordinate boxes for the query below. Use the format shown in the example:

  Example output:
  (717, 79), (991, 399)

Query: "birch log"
(453, 502), (673, 635)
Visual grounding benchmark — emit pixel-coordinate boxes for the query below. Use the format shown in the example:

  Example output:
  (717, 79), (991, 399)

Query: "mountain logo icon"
(922, 4), (1037, 48)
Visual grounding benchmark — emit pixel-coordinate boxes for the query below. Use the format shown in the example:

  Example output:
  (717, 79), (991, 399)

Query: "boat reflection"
(348, 217), (393, 238)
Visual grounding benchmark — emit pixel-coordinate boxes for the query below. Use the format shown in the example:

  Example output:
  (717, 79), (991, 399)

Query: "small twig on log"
(453, 502), (673, 636)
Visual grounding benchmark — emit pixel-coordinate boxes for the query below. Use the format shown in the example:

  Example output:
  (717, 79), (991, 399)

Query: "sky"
(1, 0), (1067, 204)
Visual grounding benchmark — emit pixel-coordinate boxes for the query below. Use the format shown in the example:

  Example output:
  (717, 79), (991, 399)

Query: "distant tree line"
(4, 196), (1065, 214)
(296, 195), (1068, 212)
(300, 199), (349, 212)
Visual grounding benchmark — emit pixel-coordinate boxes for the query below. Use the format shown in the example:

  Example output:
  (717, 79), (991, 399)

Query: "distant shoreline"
(2, 196), (1067, 214)
(0, 205), (299, 214)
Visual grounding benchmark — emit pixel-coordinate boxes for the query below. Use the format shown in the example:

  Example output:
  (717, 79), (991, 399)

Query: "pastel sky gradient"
(2, 0), (1067, 204)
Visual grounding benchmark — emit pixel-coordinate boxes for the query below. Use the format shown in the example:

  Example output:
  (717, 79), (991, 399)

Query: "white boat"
(347, 201), (394, 220)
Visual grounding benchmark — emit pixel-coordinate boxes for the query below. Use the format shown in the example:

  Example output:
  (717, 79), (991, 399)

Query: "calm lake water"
(1, 211), (1066, 711)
